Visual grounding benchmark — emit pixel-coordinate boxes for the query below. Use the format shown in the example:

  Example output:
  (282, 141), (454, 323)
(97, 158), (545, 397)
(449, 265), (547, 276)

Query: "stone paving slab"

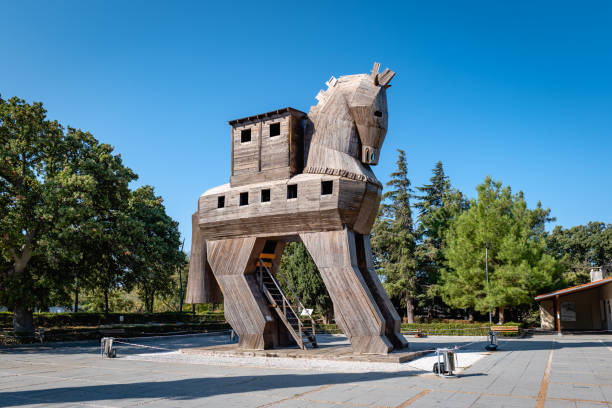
(1, 333), (612, 407)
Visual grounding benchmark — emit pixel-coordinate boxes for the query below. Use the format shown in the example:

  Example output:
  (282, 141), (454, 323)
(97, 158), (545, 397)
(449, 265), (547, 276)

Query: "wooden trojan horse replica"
(186, 63), (408, 354)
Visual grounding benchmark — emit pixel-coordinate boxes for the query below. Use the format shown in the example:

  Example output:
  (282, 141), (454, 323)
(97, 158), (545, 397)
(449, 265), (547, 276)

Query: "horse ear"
(378, 68), (395, 88)
(371, 62), (381, 84)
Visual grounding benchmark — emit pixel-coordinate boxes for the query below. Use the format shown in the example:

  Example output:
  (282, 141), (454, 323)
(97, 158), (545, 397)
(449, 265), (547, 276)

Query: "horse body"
(186, 64), (407, 354)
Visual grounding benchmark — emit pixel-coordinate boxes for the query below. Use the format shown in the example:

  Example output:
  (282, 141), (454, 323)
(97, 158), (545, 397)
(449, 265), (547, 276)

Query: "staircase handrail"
(283, 275), (316, 341)
(258, 258), (316, 342)
(258, 260), (304, 346)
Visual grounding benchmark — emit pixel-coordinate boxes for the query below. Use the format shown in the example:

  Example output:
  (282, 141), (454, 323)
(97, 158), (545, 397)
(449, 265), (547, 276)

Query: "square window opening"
(261, 189), (271, 202)
(270, 122), (281, 137)
(287, 184), (298, 199)
(241, 129), (251, 143)
(239, 192), (249, 206)
(217, 196), (225, 208)
(321, 180), (333, 195)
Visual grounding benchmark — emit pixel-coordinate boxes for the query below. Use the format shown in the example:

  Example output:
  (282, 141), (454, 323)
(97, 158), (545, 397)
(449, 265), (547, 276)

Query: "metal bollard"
(433, 348), (458, 377)
(485, 330), (498, 351)
(101, 337), (117, 358)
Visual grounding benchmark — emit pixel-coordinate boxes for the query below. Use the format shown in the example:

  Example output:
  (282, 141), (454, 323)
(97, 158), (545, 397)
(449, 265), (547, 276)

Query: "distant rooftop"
(228, 107), (306, 126)
(535, 277), (612, 301)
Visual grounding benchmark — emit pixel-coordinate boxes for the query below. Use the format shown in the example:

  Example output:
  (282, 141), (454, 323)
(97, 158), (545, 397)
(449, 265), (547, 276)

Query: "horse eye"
(374, 111), (382, 117)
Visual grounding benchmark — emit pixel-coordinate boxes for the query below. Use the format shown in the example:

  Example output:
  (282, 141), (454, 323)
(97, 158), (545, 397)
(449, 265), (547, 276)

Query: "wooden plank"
(371, 62), (380, 79)
(300, 228), (393, 354)
(186, 211), (222, 304)
(355, 233), (407, 349)
(207, 237), (282, 349)
(378, 68), (395, 87)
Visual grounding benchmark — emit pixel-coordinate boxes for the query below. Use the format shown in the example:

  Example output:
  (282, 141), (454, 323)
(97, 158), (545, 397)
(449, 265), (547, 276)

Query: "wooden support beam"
(186, 211), (221, 304)
(378, 68), (395, 87)
(355, 233), (408, 349)
(300, 228), (393, 354)
(207, 237), (288, 349)
(555, 295), (561, 334)
(371, 62), (381, 79)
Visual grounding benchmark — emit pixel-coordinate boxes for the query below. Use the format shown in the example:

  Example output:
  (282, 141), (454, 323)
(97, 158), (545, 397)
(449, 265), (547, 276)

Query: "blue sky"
(3, 1), (611, 246)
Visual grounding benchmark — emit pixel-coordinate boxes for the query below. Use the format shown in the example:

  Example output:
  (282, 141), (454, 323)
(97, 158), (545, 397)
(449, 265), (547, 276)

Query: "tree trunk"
(11, 249), (35, 333)
(324, 310), (334, 325)
(468, 309), (474, 322)
(405, 291), (415, 324)
(498, 306), (505, 324)
(74, 285), (79, 313)
(150, 290), (155, 313)
(13, 303), (34, 334)
(104, 289), (109, 314)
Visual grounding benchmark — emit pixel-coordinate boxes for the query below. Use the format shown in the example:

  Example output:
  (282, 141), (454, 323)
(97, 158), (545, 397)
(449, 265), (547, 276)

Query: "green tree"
(546, 222), (612, 286)
(0, 96), (136, 332)
(414, 161), (468, 316)
(122, 186), (186, 313)
(440, 177), (562, 323)
(371, 149), (419, 323)
(277, 242), (334, 324)
(277, 242), (333, 323)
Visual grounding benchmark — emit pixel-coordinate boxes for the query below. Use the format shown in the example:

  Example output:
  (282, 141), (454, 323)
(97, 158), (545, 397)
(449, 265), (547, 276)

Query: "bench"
(402, 329), (425, 338)
(99, 328), (126, 337)
(490, 325), (519, 334)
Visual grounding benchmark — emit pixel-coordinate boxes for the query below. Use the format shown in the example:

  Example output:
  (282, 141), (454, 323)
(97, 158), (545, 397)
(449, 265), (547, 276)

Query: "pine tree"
(440, 177), (562, 323)
(415, 161), (449, 218)
(414, 161), (468, 317)
(371, 149), (419, 323)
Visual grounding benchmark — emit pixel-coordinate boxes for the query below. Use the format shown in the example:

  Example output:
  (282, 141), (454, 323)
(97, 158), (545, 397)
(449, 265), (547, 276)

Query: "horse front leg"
(300, 228), (393, 354)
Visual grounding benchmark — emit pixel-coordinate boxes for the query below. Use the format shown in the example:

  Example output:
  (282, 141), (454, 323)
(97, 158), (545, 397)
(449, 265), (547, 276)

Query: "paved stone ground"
(0, 332), (611, 407)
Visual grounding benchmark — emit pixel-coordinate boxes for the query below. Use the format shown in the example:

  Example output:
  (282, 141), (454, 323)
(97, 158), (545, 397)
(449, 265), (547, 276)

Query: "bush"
(401, 321), (522, 336)
(0, 311), (226, 329)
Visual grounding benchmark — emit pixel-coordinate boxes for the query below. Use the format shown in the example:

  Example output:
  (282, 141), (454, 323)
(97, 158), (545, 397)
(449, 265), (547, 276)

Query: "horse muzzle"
(362, 145), (380, 165)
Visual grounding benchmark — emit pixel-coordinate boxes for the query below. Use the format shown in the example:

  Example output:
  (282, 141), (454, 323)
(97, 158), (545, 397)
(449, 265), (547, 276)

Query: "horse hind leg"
(300, 228), (393, 354)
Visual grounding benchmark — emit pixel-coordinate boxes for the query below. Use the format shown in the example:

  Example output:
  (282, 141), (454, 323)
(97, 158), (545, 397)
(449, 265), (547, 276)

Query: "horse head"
(305, 63), (395, 182)
(346, 62), (394, 165)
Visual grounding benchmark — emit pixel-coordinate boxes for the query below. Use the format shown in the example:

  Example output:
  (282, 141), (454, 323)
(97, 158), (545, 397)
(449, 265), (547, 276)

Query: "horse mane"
(304, 74), (381, 186)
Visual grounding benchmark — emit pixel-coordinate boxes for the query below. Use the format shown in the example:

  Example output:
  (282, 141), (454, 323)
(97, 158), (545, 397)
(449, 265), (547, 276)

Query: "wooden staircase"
(256, 255), (317, 350)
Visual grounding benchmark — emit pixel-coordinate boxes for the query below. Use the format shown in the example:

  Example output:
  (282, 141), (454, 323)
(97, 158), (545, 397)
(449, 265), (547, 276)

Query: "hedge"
(400, 322), (522, 336)
(0, 321), (231, 346)
(0, 311), (225, 329)
(314, 321), (522, 336)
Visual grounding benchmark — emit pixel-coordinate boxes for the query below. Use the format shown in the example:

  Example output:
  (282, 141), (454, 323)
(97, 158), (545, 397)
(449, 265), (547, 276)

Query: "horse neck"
(304, 90), (380, 185)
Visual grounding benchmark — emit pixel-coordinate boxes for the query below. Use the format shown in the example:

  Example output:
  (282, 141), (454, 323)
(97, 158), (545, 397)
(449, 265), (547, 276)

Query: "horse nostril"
(374, 111), (382, 117)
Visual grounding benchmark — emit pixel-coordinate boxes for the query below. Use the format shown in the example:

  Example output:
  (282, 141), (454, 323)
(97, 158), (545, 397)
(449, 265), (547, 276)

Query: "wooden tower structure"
(186, 63), (408, 354)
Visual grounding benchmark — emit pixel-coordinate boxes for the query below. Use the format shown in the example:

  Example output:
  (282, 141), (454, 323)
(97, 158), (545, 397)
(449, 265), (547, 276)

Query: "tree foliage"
(123, 186), (186, 313)
(546, 222), (612, 286)
(414, 161), (468, 315)
(0, 96), (137, 330)
(371, 149), (419, 322)
(277, 242), (333, 323)
(440, 177), (563, 323)
(0, 96), (185, 331)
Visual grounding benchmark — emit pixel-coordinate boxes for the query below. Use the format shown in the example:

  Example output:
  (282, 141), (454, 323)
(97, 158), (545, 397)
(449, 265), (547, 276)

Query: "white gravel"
(123, 348), (489, 374)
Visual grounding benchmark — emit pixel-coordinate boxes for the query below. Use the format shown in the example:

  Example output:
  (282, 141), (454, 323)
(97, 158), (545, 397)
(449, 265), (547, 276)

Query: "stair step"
(259, 269), (318, 350)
